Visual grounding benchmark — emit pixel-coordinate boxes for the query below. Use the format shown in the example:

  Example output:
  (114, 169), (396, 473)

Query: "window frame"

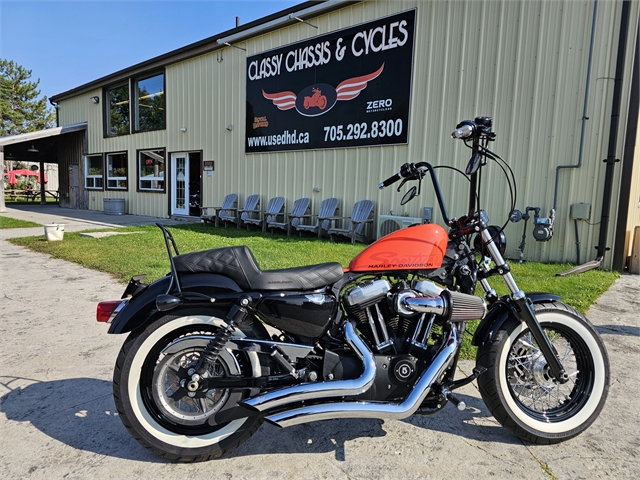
(133, 71), (166, 133)
(84, 154), (104, 190)
(105, 151), (129, 191)
(137, 148), (166, 193)
(105, 81), (131, 137)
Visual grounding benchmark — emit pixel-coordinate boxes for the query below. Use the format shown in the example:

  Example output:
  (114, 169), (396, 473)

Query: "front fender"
(108, 273), (243, 334)
(471, 292), (562, 347)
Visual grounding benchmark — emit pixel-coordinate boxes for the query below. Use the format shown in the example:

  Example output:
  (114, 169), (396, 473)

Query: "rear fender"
(108, 273), (243, 334)
(471, 292), (562, 347)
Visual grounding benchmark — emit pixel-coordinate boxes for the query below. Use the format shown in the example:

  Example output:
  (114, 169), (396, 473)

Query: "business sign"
(245, 10), (415, 153)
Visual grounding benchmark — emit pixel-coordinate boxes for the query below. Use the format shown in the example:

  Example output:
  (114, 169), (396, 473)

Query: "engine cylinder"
(345, 279), (391, 308)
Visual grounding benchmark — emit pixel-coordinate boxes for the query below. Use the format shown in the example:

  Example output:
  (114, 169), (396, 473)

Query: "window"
(135, 73), (165, 131)
(138, 149), (165, 192)
(107, 83), (130, 136)
(106, 152), (128, 190)
(104, 71), (165, 136)
(85, 155), (103, 189)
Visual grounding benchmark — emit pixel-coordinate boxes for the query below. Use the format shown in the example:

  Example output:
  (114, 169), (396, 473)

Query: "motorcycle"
(97, 117), (609, 462)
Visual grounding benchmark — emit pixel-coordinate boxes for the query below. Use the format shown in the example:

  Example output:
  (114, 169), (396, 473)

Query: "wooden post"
(39, 161), (46, 204)
(0, 148), (5, 213)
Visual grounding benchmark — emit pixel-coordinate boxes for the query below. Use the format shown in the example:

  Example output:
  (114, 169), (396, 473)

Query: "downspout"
(49, 99), (59, 128)
(552, 0), (598, 211)
(595, 0), (631, 261)
(558, 0), (632, 276)
(612, 21), (639, 271)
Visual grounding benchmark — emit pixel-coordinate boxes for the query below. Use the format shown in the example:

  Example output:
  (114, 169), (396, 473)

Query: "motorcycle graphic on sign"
(262, 64), (385, 118)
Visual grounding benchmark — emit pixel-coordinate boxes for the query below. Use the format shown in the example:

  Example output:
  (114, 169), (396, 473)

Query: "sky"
(0, 0), (300, 101)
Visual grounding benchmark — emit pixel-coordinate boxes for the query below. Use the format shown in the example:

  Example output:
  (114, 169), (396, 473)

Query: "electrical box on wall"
(422, 207), (433, 223)
(570, 203), (591, 220)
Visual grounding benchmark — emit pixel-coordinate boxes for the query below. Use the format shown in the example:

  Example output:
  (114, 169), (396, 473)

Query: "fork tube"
(480, 228), (568, 382)
(480, 229), (519, 294)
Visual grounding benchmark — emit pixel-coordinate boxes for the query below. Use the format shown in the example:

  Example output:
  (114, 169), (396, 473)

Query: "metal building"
(1, 0), (638, 270)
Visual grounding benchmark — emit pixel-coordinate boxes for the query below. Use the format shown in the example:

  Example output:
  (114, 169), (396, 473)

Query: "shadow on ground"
(1, 376), (523, 462)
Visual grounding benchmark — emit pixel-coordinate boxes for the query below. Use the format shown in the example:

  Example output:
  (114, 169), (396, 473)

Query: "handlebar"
(379, 162), (453, 225)
(378, 172), (401, 189)
(378, 163), (417, 190)
(378, 117), (496, 225)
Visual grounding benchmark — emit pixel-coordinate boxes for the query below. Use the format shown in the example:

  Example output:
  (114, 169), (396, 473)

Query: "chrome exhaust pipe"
(241, 321), (376, 412)
(265, 327), (459, 428)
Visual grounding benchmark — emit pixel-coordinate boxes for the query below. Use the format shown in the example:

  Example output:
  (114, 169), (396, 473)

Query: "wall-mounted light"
(179, 127), (187, 132)
(313, 187), (321, 192)
(27, 144), (39, 153)
(90, 96), (100, 104)
(226, 124), (233, 131)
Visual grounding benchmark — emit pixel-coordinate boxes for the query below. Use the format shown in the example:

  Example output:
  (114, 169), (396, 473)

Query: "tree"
(1, 59), (55, 136)
(1, 59), (56, 211)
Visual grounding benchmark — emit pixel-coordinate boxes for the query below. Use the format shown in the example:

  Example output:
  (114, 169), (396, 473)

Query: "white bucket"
(44, 223), (65, 241)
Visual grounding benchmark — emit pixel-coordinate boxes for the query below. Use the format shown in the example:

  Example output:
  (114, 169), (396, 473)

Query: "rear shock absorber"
(194, 296), (252, 375)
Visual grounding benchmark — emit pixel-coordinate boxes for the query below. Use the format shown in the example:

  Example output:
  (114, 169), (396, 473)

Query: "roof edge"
(0, 122), (87, 146)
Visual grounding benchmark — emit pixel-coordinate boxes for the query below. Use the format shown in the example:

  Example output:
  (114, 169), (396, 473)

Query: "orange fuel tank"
(348, 224), (449, 272)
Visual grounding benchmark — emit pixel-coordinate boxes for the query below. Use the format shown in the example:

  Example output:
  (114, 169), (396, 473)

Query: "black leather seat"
(173, 245), (344, 291)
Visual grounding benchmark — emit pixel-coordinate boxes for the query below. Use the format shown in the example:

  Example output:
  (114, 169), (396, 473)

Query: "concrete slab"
(79, 231), (143, 239)
(0, 204), (192, 241)
(0, 205), (638, 479)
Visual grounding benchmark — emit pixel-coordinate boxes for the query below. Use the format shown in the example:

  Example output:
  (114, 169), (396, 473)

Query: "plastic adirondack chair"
(200, 193), (238, 227)
(327, 199), (375, 244)
(268, 197), (311, 235)
(244, 196), (285, 231)
(295, 197), (340, 239)
(237, 194), (261, 229)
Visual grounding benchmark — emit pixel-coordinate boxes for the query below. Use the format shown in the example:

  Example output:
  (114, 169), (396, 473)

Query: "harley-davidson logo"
(366, 251), (440, 270)
(262, 64), (385, 117)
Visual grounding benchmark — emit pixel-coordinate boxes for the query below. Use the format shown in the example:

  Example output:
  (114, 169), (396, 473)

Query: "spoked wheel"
(149, 337), (235, 429)
(113, 313), (264, 461)
(476, 302), (609, 444)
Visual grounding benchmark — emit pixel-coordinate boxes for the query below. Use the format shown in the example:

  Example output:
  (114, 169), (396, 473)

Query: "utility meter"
(533, 216), (554, 242)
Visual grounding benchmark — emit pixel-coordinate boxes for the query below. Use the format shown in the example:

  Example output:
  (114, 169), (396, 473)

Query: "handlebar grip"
(451, 124), (475, 139)
(378, 172), (401, 189)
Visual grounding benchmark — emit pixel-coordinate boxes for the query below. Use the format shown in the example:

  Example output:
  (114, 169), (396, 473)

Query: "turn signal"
(97, 300), (125, 323)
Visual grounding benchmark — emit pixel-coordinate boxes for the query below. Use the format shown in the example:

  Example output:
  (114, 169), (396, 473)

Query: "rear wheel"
(476, 302), (609, 444)
(113, 313), (264, 461)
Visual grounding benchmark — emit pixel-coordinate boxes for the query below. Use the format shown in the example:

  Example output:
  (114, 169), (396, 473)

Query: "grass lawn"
(9, 222), (619, 358)
(0, 215), (41, 229)
(2, 197), (59, 205)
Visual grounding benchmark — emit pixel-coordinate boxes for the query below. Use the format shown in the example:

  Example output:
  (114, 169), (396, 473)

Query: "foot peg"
(445, 391), (466, 411)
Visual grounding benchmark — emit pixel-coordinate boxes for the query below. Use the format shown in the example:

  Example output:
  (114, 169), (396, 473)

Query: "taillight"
(97, 300), (126, 323)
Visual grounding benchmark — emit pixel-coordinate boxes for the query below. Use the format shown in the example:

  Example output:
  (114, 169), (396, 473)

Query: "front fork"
(480, 228), (569, 383)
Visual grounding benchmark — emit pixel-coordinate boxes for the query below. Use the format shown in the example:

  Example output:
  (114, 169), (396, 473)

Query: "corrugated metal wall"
(59, 90), (170, 216)
(57, 0), (639, 269)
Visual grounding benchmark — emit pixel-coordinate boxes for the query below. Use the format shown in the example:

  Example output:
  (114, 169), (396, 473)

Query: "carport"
(0, 122), (87, 211)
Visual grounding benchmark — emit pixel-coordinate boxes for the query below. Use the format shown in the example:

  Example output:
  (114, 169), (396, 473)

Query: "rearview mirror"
(400, 186), (418, 205)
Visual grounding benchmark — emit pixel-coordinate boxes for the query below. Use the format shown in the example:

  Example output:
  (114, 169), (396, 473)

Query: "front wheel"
(476, 302), (609, 444)
(113, 313), (264, 461)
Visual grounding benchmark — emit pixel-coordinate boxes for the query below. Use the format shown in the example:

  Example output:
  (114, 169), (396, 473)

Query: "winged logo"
(262, 63), (385, 117)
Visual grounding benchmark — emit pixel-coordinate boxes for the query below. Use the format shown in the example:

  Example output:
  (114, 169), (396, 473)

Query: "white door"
(171, 153), (189, 216)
